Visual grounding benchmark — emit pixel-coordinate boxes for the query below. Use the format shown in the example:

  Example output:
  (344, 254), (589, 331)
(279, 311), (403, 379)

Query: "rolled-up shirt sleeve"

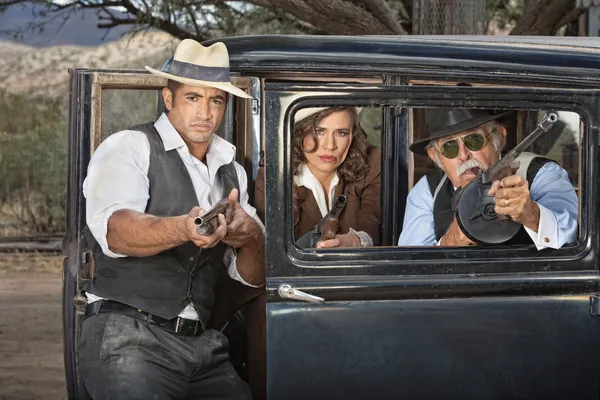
(83, 131), (151, 258)
(225, 163), (265, 287)
(524, 162), (578, 250)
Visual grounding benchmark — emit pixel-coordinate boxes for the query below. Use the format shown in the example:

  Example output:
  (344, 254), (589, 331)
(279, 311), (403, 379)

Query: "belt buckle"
(174, 317), (185, 334)
(174, 317), (200, 335)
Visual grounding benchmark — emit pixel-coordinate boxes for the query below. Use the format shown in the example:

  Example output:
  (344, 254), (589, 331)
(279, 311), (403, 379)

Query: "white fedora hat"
(145, 39), (252, 99)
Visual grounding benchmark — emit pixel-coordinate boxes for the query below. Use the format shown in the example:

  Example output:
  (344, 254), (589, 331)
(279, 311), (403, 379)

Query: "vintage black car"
(63, 35), (600, 399)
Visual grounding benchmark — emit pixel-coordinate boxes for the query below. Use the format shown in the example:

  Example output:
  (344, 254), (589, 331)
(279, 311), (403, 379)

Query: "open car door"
(62, 69), (260, 399)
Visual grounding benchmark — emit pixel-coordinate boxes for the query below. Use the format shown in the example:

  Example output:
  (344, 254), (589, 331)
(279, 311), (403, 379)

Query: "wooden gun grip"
(320, 218), (338, 241)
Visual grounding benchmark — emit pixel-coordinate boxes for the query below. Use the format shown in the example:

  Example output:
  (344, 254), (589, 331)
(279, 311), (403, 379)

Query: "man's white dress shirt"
(83, 113), (263, 320)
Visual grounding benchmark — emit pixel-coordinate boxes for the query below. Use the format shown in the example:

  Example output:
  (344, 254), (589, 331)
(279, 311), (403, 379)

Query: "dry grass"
(0, 253), (63, 274)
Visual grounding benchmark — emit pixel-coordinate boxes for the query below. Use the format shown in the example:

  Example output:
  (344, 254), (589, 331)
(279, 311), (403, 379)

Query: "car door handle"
(278, 284), (325, 304)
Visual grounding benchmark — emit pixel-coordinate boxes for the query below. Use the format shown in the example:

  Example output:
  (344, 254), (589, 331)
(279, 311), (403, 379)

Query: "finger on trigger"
(504, 175), (524, 188)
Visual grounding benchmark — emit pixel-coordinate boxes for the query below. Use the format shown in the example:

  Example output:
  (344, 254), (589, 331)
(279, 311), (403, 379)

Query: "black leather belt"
(85, 300), (204, 336)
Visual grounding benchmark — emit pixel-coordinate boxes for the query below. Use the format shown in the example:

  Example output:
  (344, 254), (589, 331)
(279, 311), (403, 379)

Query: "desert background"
(0, 5), (178, 399)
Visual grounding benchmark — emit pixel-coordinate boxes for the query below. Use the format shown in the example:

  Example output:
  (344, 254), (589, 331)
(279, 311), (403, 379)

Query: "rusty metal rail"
(0, 235), (63, 253)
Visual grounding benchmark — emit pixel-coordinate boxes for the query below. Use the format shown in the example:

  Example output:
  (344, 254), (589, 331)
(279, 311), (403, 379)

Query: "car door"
(263, 85), (600, 400)
(62, 69), (259, 399)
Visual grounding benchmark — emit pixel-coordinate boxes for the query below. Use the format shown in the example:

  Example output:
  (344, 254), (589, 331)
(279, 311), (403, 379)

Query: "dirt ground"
(0, 253), (65, 400)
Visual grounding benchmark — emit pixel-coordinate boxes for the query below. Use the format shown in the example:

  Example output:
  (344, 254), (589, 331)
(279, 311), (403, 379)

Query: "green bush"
(0, 91), (67, 234)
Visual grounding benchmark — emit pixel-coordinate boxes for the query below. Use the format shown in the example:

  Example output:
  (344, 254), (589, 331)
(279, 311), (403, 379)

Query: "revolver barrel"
(194, 198), (230, 236)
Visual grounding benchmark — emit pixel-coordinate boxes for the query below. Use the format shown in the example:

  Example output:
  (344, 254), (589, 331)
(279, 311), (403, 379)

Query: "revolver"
(296, 195), (348, 248)
(319, 195), (348, 242)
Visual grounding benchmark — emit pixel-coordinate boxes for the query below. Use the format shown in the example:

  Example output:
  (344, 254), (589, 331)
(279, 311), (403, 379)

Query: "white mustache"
(456, 159), (484, 177)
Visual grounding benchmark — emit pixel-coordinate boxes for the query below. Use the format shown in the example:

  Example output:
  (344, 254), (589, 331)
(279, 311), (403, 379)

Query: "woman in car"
(254, 105), (381, 248)
(245, 105), (381, 400)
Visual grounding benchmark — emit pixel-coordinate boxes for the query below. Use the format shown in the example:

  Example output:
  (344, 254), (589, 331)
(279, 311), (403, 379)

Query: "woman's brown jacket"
(254, 146), (381, 245)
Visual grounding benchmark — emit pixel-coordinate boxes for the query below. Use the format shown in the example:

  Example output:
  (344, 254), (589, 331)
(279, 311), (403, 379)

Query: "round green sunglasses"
(437, 132), (491, 159)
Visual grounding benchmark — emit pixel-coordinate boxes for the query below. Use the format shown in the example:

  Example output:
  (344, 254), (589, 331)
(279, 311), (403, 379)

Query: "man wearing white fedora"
(80, 39), (263, 399)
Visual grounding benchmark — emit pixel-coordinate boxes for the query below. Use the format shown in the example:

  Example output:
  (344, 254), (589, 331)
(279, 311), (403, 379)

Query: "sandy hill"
(0, 41), (38, 60)
(0, 31), (180, 98)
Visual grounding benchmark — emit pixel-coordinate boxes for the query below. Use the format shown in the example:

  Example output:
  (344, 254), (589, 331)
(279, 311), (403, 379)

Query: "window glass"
(286, 101), (581, 252)
(405, 106), (581, 250)
(101, 89), (159, 140)
(358, 107), (382, 146)
(290, 105), (383, 247)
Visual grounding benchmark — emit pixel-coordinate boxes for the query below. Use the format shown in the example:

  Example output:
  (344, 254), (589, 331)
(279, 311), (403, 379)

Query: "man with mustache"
(398, 108), (578, 248)
(79, 39), (263, 399)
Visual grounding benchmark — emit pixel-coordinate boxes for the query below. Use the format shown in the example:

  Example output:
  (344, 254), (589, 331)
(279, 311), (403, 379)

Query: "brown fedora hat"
(410, 108), (513, 156)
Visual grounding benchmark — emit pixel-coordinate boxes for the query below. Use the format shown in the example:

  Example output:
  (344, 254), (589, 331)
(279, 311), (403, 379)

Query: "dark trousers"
(79, 312), (253, 400)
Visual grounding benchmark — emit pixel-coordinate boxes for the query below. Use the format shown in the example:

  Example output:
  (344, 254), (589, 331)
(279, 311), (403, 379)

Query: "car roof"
(209, 35), (600, 78)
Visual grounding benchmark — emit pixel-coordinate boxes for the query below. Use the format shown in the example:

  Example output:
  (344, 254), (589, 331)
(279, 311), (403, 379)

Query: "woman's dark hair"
(293, 107), (373, 184)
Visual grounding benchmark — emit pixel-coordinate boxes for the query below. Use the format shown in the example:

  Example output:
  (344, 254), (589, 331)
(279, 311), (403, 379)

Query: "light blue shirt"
(398, 162), (578, 250)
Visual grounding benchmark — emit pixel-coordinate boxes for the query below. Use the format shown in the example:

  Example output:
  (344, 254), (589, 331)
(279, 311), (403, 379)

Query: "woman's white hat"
(279, 93), (362, 124)
(145, 39), (252, 99)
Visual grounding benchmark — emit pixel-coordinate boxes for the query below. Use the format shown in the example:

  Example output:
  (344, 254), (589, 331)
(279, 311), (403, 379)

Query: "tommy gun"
(194, 198), (230, 236)
(296, 195), (348, 248)
(453, 112), (558, 244)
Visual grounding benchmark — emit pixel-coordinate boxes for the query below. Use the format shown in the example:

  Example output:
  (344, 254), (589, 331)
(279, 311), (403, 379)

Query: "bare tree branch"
(510, 0), (580, 35)
(0, 0), (587, 43)
(117, 0), (197, 39)
(184, 2), (201, 37)
(0, 0), (30, 7)
(245, 0), (399, 35)
(554, 5), (584, 31)
(360, 0), (407, 34)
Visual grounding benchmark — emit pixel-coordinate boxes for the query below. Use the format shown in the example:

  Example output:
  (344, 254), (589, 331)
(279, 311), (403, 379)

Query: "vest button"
(189, 257), (194, 262)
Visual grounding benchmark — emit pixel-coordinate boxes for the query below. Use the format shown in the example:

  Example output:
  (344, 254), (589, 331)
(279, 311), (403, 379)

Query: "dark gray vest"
(84, 122), (239, 323)
(426, 154), (553, 243)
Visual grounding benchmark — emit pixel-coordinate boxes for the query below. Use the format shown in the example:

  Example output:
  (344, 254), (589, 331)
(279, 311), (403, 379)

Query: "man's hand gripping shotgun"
(194, 198), (229, 236)
(453, 112), (558, 244)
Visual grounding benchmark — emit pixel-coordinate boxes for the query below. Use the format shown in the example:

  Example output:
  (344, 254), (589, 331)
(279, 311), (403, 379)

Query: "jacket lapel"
(296, 185), (322, 225)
